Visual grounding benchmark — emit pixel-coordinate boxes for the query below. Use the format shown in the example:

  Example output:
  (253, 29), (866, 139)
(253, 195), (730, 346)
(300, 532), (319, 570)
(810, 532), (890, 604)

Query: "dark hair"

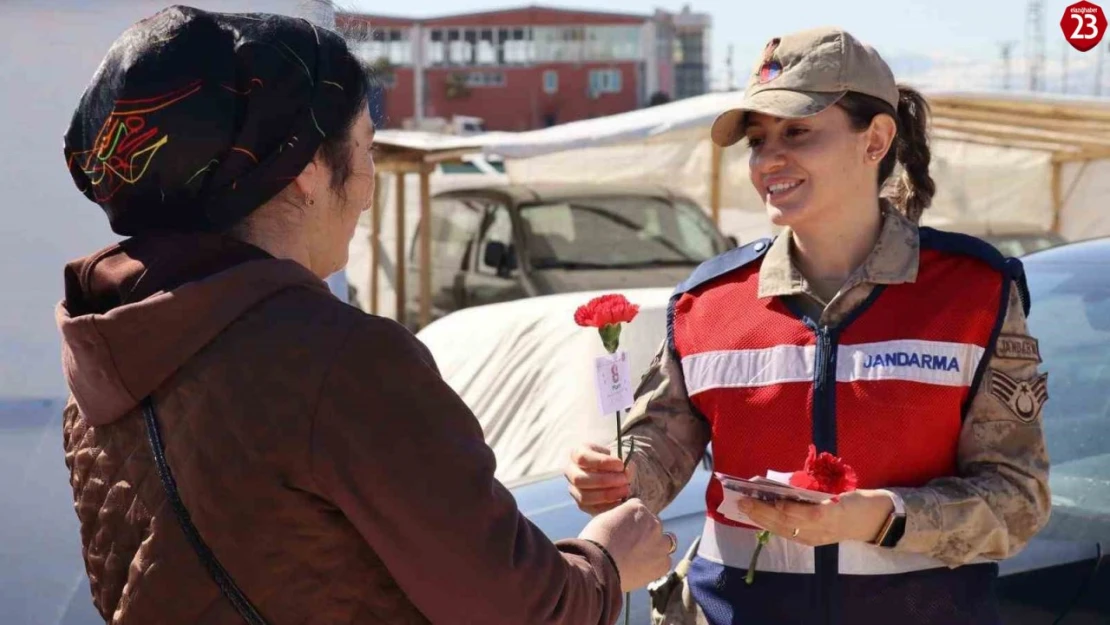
(317, 54), (371, 194)
(837, 85), (935, 223)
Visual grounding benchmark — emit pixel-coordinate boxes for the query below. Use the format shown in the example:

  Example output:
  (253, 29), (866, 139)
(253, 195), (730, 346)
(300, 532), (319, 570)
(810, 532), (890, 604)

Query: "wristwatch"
(873, 490), (907, 548)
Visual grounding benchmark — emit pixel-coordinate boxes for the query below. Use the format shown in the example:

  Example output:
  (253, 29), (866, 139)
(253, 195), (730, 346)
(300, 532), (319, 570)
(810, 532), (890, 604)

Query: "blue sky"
(343, 0), (1110, 93)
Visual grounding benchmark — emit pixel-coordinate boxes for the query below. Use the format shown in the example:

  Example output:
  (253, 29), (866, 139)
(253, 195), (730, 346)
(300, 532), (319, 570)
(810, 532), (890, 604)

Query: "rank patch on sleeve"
(989, 370), (1049, 423)
(994, 334), (1042, 362)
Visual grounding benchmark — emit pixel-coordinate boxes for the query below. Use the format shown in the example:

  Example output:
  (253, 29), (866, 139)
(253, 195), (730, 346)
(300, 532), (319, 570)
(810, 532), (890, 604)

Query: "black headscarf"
(63, 5), (367, 236)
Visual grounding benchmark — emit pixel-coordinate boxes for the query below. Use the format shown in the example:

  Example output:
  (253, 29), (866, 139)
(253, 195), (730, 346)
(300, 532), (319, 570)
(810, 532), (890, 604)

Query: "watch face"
(884, 515), (907, 547)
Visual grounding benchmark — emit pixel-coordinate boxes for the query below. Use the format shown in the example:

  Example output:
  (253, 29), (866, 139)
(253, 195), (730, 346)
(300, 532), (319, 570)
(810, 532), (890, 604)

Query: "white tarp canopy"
(371, 90), (1110, 246)
(354, 91), (1110, 325)
(416, 288), (673, 483)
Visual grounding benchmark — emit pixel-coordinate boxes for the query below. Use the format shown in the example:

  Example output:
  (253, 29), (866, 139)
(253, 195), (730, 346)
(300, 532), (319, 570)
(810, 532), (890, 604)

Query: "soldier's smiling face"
(743, 105), (891, 230)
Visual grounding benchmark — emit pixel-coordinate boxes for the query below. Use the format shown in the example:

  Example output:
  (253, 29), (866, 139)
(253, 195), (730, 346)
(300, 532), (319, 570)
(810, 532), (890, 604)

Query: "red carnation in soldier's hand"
(574, 294), (640, 354)
(574, 294), (640, 328)
(788, 444), (859, 495)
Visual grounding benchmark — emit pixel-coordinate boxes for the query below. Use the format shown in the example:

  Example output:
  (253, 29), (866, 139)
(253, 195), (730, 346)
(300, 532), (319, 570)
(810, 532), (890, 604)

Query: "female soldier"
(565, 26), (1051, 625)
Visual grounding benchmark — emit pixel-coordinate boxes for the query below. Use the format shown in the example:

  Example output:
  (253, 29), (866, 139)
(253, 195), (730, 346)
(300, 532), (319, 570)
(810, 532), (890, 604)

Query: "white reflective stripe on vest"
(696, 517), (984, 575)
(682, 340), (985, 397)
(681, 345), (816, 394)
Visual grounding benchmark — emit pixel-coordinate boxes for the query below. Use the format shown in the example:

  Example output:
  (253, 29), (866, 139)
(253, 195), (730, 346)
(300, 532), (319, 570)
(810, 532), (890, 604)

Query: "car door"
(407, 196), (484, 323)
(462, 201), (528, 308)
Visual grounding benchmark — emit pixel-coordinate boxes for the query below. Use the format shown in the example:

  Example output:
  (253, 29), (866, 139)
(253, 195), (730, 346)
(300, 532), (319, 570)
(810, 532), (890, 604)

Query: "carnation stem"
(614, 409), (631, 625)
(745, 530), (771, 585)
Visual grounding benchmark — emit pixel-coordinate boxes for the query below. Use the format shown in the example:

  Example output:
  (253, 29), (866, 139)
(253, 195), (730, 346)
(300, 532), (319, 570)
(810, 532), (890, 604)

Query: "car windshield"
(1025, 257), (1110, 522)
(519, 196), (726, 269)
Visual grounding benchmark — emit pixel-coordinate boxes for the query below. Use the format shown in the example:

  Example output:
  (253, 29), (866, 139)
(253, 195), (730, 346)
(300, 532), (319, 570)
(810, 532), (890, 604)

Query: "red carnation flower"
(574, 294), (640, 328)
(574, 294), (640, 354)
(788, 445), (859, 495)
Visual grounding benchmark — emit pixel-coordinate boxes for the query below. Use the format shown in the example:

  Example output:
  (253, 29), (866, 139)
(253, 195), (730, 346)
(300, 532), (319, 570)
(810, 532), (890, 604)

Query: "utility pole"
(1061, 40), (1069, 94)
(1097, 38), (1107, 96)
(1025, 0), (1045, 91)
(413, 24), (425, 124)
(725, 44), (734, 91)
(999, 41), (1016, 90)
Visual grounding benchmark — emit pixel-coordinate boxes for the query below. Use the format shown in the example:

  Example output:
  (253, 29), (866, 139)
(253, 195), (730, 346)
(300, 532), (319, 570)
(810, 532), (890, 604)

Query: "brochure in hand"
(715, 472), (833, 505)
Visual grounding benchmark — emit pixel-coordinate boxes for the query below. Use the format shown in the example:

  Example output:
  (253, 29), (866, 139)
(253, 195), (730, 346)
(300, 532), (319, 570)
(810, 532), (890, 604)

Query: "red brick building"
(337, 5), (710, 131)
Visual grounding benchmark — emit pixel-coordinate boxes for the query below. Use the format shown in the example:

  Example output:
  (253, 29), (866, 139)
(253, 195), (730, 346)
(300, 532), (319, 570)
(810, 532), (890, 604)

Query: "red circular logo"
(1061, 1), (1107, 52)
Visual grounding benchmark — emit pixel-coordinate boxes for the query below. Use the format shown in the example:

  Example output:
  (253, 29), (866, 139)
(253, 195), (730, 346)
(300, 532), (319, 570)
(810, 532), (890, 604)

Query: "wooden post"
(1050, 160), (1063, 233)
(369, 172), (382, 315)
(710, 140), (723, 225)
(394, 171), (406, 326)
(419, 164), (433, 329)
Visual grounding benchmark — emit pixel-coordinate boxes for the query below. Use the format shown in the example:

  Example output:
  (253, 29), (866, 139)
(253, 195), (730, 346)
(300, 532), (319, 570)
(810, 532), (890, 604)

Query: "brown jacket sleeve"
(612, 342), (712, 515)
(310, 316), (622, 625)
(889, 282), (1052, 566)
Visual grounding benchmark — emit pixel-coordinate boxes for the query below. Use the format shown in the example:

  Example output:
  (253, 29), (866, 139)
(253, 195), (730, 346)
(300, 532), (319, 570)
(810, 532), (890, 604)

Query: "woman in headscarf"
(58, 6), (674, 624)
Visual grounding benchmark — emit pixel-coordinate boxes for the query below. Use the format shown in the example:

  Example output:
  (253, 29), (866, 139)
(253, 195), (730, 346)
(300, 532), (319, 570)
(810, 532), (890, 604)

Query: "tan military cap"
(711, 27), (899, 147)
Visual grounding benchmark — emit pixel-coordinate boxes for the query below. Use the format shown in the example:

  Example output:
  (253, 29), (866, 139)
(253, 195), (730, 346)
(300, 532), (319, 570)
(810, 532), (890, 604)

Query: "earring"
(306, 196), (315, 206)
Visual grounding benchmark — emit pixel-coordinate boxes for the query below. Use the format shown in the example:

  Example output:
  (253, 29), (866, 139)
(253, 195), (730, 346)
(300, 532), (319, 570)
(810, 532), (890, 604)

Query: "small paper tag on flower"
(594, 350), (634, 415)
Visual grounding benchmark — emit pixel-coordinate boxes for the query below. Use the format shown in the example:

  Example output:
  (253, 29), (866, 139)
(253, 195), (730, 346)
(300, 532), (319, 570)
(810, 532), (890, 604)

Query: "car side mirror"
(726, 235), (739, 249)
(483, 241), (517, 276)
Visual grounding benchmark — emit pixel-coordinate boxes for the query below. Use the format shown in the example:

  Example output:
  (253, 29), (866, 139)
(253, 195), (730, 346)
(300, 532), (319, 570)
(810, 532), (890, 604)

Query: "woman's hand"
(737, 490), (895, 546)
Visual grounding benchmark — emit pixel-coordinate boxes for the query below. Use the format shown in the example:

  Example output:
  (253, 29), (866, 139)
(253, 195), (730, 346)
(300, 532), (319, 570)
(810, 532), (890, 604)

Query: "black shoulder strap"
(674, 237), (774, 296)
(142, 397), (269, 625)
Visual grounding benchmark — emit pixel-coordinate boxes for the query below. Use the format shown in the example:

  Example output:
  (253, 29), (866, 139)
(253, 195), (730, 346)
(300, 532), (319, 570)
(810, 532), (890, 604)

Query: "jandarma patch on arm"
(994, 334), (1042, 362)
(988, 370), (1049, 423)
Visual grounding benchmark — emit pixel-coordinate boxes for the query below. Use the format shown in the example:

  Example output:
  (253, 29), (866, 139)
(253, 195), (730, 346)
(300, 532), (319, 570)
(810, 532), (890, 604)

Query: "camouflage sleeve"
(888, 281), (1052, 566)
(609, 342), (712, 515)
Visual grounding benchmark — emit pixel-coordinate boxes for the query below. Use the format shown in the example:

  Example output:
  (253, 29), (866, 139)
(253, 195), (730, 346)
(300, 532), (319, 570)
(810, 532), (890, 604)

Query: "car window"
(1025, 264), (1110, 518)
(519, 196), (725, 268)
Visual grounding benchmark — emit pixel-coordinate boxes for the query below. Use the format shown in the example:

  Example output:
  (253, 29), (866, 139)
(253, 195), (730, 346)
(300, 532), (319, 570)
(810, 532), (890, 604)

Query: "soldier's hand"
(565, 443), (633, 515)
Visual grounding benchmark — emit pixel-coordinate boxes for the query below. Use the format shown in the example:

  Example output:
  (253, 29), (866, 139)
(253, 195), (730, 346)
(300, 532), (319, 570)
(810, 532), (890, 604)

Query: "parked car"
(404, 183), (735, 327)
(507, 236), (1110, 624)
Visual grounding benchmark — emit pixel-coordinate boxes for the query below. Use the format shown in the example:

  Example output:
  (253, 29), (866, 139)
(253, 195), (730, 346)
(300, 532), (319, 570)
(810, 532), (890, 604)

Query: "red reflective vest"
(669, 228), (1028, 625)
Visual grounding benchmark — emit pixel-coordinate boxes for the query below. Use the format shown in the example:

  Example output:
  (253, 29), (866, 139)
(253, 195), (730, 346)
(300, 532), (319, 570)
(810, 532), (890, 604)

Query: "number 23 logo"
(1071, 12), (1100, 38)
(1061, 2), (1107, 52)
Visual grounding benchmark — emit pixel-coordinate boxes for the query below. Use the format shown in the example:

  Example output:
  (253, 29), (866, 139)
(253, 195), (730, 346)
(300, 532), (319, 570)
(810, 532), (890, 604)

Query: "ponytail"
(837, 85), (935, 224)
(889, 86), (935, 223)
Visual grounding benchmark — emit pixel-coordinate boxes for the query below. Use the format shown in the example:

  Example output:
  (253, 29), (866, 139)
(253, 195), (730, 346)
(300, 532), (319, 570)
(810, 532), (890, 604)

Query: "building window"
(465, 71), (506, 87)
(543, 70), (558, 94)
(588, 69), (622, 96)
(503, 28), (532, 64)
(353, 28), (411, 66)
